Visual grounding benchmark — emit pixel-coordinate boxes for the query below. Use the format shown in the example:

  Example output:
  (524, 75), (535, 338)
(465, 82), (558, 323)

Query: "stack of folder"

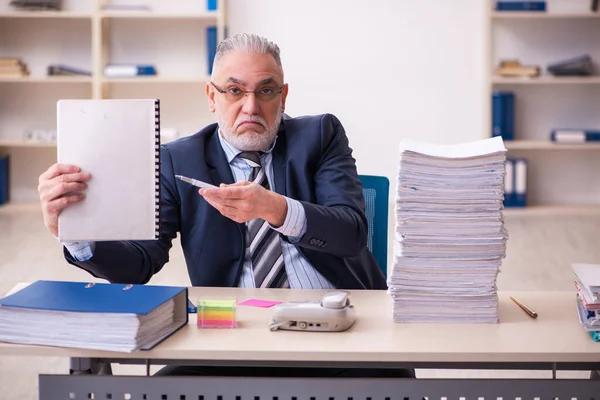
(572, 263), (600, 342)
(0, 280), (189, 352)
(388, 137), (508, 323)
(0, 58), (29, 78)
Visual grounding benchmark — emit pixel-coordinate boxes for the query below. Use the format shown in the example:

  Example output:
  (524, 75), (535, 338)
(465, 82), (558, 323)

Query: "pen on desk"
(175, 175), (217, 189)
(510, 296), (538, 319)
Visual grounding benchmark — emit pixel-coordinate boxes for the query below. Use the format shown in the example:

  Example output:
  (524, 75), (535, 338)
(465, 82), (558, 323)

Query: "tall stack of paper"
(388, 137), (508, 323)
(572, 263), (600, 342)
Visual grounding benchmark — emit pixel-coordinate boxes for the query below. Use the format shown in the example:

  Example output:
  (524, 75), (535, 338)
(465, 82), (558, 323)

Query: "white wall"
(227, 0), (489, 181)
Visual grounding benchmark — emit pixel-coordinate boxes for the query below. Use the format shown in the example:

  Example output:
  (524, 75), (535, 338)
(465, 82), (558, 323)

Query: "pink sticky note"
(237, 298), (282, 308)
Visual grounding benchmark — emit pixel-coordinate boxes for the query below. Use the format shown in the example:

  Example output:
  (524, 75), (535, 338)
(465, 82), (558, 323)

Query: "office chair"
(358, 174), (389, 277)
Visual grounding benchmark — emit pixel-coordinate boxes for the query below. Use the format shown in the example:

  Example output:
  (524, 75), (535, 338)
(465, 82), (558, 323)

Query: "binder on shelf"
(504, 158), (527, 208)
(0, 155), (9, 206)
(492, 91), (514, 141)
(47, 64), (92, 77)
(104, 64), (157, 78)
(547, 55), (593, 77)
(551, 129), (600, 143)
(207, 26), (217, 75)
(57, 99), (161, 241)
(514, 158), (527, 207)
(503, 158), (515, 207)
(207, 0), (218, 11)
(0, 280), (188, 352)
(495, 1), (547, 11)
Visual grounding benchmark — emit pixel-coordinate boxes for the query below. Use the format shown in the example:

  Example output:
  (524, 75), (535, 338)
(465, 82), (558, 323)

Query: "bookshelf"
(0, 0), (226, 203)
(489, 1), (600, 216)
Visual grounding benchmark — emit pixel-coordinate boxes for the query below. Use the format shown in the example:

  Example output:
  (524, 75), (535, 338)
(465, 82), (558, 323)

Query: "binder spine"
(154, 99), (161, 239)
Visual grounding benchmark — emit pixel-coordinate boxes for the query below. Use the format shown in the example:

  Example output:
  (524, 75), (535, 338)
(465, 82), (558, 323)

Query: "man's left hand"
(199, 181), (287, 227)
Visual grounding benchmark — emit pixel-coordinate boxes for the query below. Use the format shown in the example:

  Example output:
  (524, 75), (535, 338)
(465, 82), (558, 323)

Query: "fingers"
(46, 193), (86, 213)
(39, 181), (88, 203)
(227, 181), (252, 187)
(199, 183), (260, 200)
(39, 163), (88, 183)
(202, 194), (244, 223)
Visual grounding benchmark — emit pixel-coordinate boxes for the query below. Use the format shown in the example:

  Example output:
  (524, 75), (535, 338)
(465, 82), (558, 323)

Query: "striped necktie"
(238, 151), (288, 288)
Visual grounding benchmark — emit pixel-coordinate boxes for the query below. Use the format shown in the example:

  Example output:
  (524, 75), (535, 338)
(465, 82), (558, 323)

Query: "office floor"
(0, 204), (596, 399)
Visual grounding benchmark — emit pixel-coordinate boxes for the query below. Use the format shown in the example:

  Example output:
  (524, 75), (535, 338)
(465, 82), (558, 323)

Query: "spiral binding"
(154, 99), (161, 240)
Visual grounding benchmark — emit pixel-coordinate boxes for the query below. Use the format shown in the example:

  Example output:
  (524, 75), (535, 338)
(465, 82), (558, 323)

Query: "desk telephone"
(269, 291), (355, 332)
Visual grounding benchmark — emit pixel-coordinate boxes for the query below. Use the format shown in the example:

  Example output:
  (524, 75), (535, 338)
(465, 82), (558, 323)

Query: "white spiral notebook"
(57, 99), (160, 241)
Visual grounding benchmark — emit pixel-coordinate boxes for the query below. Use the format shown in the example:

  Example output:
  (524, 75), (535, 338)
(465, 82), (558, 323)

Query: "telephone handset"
(268, 291), (355, 332)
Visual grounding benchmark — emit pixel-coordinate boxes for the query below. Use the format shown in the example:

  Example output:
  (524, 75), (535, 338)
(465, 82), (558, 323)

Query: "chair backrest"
(358, 174), (389, 277)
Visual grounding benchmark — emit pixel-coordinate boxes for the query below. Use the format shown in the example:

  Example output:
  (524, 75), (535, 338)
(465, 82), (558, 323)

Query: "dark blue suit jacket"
(65, 113), (386, 290)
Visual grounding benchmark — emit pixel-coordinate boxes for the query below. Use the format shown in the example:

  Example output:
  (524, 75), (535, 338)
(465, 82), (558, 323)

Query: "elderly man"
(39, 33), (385, 291)
(38, 33), (413, 377)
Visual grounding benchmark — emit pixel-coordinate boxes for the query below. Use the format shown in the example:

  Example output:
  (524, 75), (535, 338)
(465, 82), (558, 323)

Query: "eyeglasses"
(210, 81), (284, 103)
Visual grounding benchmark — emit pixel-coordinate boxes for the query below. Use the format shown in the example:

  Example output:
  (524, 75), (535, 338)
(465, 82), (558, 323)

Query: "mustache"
(234, 116), (267, 129)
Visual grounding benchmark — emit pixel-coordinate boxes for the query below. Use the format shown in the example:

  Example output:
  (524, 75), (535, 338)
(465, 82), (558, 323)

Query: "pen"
(510, 296), (538, 319)
(175, 175), (217, 189)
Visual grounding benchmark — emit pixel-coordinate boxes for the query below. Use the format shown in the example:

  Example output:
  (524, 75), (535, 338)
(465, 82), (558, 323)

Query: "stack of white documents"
(572, 263), (600, 342)
(388, 137), (508, 323)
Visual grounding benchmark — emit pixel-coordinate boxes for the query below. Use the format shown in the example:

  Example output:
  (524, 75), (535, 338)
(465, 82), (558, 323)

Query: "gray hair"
(212, 33), (282, 76)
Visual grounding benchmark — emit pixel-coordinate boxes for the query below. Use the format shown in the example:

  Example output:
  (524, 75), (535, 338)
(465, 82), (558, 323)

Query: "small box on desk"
(197, 299), (237, 328)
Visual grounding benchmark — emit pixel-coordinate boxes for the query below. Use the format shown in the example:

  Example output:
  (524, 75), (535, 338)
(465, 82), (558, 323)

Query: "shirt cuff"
(270, 197), (307, 242)
(63, 240), (96, 262)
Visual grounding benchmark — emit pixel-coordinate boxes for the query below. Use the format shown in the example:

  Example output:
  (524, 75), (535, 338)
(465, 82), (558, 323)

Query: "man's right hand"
(38, 163), (91, 237)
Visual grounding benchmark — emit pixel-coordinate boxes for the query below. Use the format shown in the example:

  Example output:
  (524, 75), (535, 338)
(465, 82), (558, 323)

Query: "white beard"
(217, 107), (282, 151)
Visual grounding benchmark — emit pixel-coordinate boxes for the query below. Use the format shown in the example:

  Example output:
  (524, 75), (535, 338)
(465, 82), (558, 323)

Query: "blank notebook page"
(57, 99), (160, 241)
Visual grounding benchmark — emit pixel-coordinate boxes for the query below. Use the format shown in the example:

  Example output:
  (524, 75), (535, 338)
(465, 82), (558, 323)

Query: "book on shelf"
(551, 129), (600, 143)
(101, 2), (151, 11)
(0, 58), (29, 78)
(503, 158), (527, 208)
(547, 0), (593, 13)
(47, 64), (91, 77)
(207, 26), (217, 75)
(0, 280), (188, 352)
(547, 55), (594, 77)
(492, 91), (514, 141)
(495, 1), (547, 11)
(104, 64), (157, 78)
(9, 0), (61, 10)
(494, 60), (541, 78)
(0, 155), (9, 206)
(207, 0), (218, 11)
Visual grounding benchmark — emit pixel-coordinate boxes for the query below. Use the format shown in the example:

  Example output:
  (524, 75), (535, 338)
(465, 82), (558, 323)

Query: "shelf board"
(0, 11), (92, 19)
(504, 140), (600, 150)
(503, 205), (600, 216)
(492, 11), (600, 19)
(100, 11), (220, 19)
(492, 76), (600, 85)
(0, 140), (56, 148)
(0, 76), (92, 83)
(102, 76), (210, 84)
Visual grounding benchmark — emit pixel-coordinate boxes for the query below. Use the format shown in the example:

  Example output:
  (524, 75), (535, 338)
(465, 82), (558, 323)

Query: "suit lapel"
(205, 127), (235, 186)
(272, 119), (287, 196)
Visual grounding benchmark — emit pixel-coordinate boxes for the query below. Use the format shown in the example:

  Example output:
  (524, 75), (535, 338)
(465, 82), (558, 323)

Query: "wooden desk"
(1, 286), (600, 400)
